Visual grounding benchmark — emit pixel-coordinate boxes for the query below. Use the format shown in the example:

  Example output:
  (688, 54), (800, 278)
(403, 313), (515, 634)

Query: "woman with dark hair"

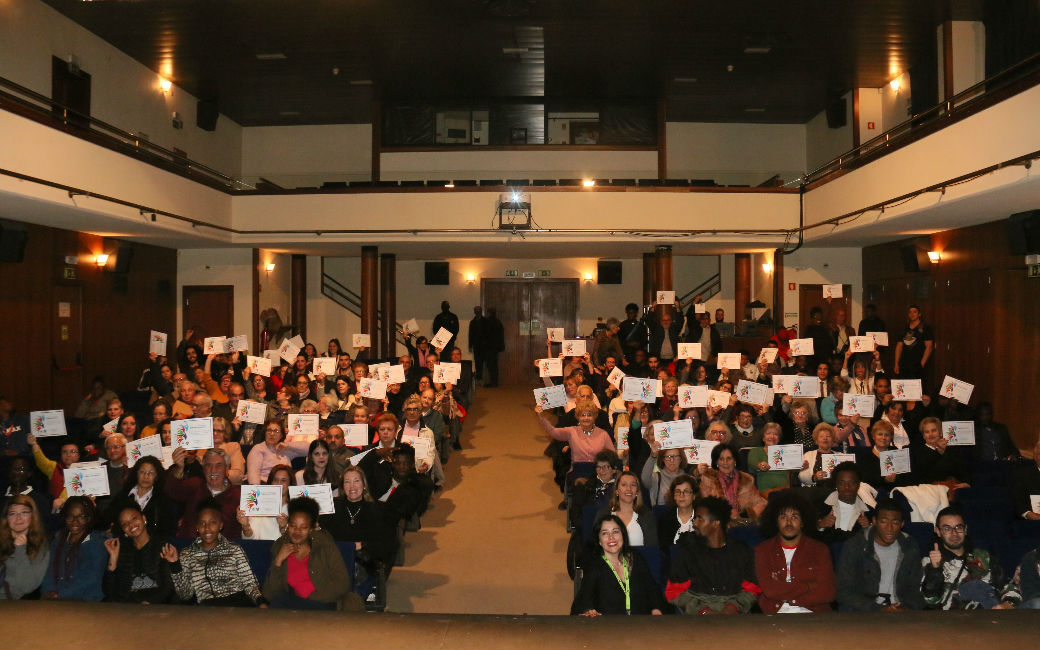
(240, 464), (293, 540)
(694, 443), (766, 525)
(657, 475), (698, 552)
(103, 503), (175, 603)
(161, 498), (266, 607)
(326, 339), (342, 359)
(104, 455), (174, 539)
(41, 496), (107, 601)
(262, 496), (358, 611)
(117, 413), (139, 441)
(296, 439), (340, 490)
(596, 471), (657, 548)
(245, 419), (308, 484)
(641, 440), (690, 507)
(571, 514), (666, 616)
(0, 494), (50, 599)
(320, 466), (397, 571)
(246, 372), (273, 404)
(27, 432), (80, 508)
(302, 343), (318, 363)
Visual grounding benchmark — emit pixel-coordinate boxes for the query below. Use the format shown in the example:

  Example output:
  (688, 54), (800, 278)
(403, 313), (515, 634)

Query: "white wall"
(0, 0), (242, 176)
(666, 122), (807, 185)
(881, 78), (911, 134)
(379, 149), (658, 182)
(176, 248), (255, 347)
(241, 124), (372, 188)
(805, 92), (853, 171)
(258, 250), (292, 331)
(306, 256), (361, 355)
(780, 247), (862, 331)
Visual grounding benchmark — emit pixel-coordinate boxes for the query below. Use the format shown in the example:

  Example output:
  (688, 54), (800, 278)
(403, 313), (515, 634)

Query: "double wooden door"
(481, 279), (579, 385)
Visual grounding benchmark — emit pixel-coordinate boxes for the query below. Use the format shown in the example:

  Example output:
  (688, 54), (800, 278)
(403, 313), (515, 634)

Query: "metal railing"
(320, 271), (408, 346)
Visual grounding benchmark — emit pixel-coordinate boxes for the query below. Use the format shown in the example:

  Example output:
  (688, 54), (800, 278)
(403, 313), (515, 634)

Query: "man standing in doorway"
(481, 308), (505, 387)
(432, 300), (460, 361)
(468, 306), (486, 382)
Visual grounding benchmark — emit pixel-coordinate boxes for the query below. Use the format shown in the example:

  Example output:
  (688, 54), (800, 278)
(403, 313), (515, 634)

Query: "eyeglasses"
(674, 489), (694, 496)
(939, 524), (966, 534)
(663, 454), (681, 460)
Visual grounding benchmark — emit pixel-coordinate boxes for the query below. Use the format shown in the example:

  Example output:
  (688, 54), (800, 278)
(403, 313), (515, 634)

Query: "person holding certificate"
(321, 466), (398, 582)
(240, 465), (293, 540)
(694, 443), (766, 526)
(856, 420), (913, 491)
(571, 514), (666, 616)
(245, 420), (309, 485)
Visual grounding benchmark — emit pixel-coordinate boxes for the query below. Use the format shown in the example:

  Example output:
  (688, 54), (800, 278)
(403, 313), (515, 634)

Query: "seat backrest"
(335, 540), (357, 582)
(635, 545), (664, 587)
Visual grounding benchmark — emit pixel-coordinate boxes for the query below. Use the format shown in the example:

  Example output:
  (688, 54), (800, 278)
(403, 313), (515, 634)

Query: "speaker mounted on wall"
(113, 244), (134, 273)
(196, 97), (218, 131)
(0, 220), (28, 263)
(826, 97), (847, 129)
(597, 260), (623, 284)
(899, 243), (930, 273)
(424, 261), (450, 285)
(1007, 210), (1040, 255)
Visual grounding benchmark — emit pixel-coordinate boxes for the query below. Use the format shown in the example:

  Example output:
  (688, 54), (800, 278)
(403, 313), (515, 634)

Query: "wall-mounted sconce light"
(466, 273), (476, 285)
(265, 262), (276, 272)
(582, 179), (596, 187)
(927, 251), (942, 264)
(95, 253), (109, 268)
(762, 262), (774, 274)
(583, 272), (595, 283)
(159, 77), (172, 94)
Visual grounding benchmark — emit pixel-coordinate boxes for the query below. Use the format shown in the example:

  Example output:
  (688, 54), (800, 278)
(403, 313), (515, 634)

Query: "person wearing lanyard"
(571, 514), (666, 616)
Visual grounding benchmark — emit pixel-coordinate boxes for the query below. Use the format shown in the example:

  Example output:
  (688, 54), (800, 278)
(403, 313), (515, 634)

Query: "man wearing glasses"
(921, 506), (1019, 610)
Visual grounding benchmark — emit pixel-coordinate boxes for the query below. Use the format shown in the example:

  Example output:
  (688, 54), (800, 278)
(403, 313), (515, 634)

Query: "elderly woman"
(211, 416), (246, 485)
(596, 471), (657, 548)
(239, 464), (293, 540)
(571, 514), (666, 616)
(400, 396), (440, 482)
(856, 419), (911, 491)
(641, 438), (690, 507)
(161, 499), (266, 607)
(245, 419), (309, 485)
(42, 496), (108, 601)
(781, 398), (817, 448)
(103, 503), (175, 603)
(262, 496), (358, 611)
(0, 495), (50, 600)
(694, 443), (766, 525)
(703, 420), (734, 445)
(103, 455), (174, 539)
(799, 423), (839, 487)
(913, 416), (971, 484)
(748, 422), (796, 494)
(535, 399), (615, 465)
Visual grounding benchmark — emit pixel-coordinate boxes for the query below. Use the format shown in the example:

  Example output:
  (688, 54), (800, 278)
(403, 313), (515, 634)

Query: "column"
(642, 252), (656, 307)
(361, 246), (378, 347)
(654, 245), (673, 315)
(734, 253), (751, 323)
(290, 254), (307, 341)
(772, 249), (784, 332)
(939, 21), (985, 101)
(380, 253), (396, 358)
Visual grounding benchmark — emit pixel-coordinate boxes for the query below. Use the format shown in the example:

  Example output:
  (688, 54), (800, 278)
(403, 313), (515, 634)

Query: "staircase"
(321, 270), (408, 347)
(678, 257), (722, 307)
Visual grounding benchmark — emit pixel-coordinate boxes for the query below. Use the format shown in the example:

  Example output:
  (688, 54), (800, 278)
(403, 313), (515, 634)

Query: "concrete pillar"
(734, 253), (751, 323)
(642, 252), (656, 307)
(380, 253), (396, 358)
(361, 246), (378, 346)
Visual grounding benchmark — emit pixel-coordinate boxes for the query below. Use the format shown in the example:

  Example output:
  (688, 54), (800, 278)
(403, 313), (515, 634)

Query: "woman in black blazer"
(571, 514), (667, 616)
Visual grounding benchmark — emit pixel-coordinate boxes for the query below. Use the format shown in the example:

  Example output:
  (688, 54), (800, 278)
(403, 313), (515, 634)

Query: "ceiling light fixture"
(95, 253), (109, 268)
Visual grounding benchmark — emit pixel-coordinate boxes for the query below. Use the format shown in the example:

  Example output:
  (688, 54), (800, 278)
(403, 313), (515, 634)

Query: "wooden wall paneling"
(481, 280), (523, 385)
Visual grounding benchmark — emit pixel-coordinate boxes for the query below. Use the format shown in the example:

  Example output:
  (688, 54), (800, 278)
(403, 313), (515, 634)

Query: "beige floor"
(386, 385), (574, 615)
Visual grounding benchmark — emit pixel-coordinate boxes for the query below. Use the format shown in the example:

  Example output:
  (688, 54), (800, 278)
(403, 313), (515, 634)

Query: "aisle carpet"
(386, 385), (573, 614)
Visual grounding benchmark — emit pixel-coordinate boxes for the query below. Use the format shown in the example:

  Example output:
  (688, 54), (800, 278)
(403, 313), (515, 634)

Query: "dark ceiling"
(42, 0), (986, 126)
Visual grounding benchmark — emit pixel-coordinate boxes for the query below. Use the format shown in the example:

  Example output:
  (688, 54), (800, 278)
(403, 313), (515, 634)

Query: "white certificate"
(942, 421), (975, 446)
(288, 335), (305, 349)
(656, 290), (675, 305)
(313, 357), (337, 376)
(386, 365), (406, 384)
(348, 448), (375, 466)
(880, 448), (911, 475)
(278, 339), (301, 363)
(940, 376), (974, 405)
(127, 435), (163, 467)
(767, 444), (804, 471)
(707, 390), (731, 410)
(429, 327), (453, 349)
(342, 423), (369, 447)
(890, 379), (923, 401)
(403, 318), (420, 336)
(621, 377), (657, 403)
(149, 330), (168, 356)
(161, 446), (175, 470)
(677, 384), (709, 408)
(171, 417), (214, 450)
(236, 400), (268, 425)
(537, 358), (563, 377)
(771, 375), (791, 394)
(369, 363), (390, 382)
(357, 378), (387, 400)
(735, 380), (772, 406)
(867, 331), (889, 347)
(717, 353), (741, 370)
(677, 343), (701, 360)
(240, 485), (282, 517)
(848, 336), (875, 353)
(789, 377), (821, 398)
(30, 410), (67, 438)
(789, 338), (814, 357)
(64, 465), (110, 497)
(534, 384), (568, 409)
(225, 335), (249, 353)
(606, 367), (626, 390)
(102, 417), (120, 434)
(684, 440), (719, 465)
(547, 327), (565, 343)
(401, 435), (433, 465)
(654, 419), (695, 449)
(842, 394), (876, 418)
(1031, 495), (1040, 515)
(439, 362), (462, 382)
(289, 484), (335, 515)
(655, 380), (663, 398)
(352, 333), (371, 348)
(287, 414), (320, 441)
(757, 347), (779, 364)
(562, 339), (586, 357)
(203, 336), (227, 355)
(820, 453), (857, 478)
(694, 303), (707, 314)
(616, 426), (630, 451)
(247, 355), (272, 377)
(822, 284), (843, 299)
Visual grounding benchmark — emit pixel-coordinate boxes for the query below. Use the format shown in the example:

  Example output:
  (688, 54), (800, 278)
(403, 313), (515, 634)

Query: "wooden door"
(797, 284), (852, 337)
(182, 285), (235, 347)
(482, 279), (579, 385)
(52, 285), (84, 413)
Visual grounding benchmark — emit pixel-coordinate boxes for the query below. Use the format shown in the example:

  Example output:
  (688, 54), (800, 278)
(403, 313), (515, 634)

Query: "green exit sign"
(505, 269), (518, 277)
(539, 269), (552, 277)
(1029, 264), (1040, 278)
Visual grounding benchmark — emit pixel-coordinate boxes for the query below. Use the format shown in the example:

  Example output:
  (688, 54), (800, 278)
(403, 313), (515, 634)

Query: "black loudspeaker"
(899, 244), (930, 273)
(196, 99), (218, 131)
(424, 261), (449, 285)
(0, 221), (28, 262)
(113, 244), (133, 273)
(1007, 210), (1040, 255)
(597, 260), (623, 284)
(826, 97), (847, 129)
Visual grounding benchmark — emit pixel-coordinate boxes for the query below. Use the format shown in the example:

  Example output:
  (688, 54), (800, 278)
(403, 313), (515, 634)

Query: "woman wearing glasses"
(640, 442), (691, 507)
(245, 419), (309, 485)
